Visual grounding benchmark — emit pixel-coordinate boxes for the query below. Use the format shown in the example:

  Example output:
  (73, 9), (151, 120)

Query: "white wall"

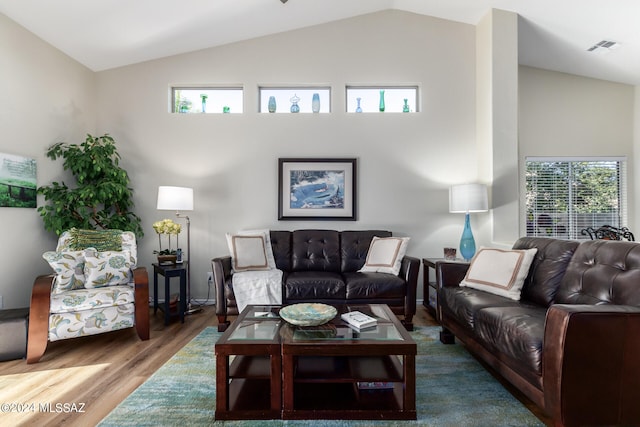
(476, 9), (520, 247)
(518, 66), (635, 232)
(3, 9), (635, 309)
(95, 10), (479, 302)
(0, 13), (96, 308)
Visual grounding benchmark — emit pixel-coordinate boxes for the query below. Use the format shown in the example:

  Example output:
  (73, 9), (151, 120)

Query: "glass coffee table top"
(224, 304), (407, 343)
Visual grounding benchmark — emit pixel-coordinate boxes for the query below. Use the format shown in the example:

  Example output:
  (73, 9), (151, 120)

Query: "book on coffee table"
(341, 311), (377, 329)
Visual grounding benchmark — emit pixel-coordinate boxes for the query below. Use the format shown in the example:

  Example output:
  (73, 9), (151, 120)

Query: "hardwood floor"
(0, 304), (217, 426)
(0, 304), (550, 426)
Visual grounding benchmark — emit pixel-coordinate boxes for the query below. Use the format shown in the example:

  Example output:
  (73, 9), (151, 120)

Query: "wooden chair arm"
(133, 267), (150, 340)
(27, 275), (54, 364)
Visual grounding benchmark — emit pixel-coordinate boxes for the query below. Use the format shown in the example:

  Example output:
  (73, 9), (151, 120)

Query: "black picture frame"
(278, 158), (357, 221)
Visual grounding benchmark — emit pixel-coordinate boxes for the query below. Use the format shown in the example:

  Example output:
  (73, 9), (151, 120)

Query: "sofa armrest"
(212, 256), (232, 316)
(399, 255), (419, 321)
(544, 304), (640, 426)
(435, 261), (469, 288)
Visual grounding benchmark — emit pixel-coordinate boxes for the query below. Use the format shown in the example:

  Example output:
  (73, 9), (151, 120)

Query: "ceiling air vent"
(587, 40), (620, 53)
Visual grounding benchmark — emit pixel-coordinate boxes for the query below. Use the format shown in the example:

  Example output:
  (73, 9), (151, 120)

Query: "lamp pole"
(176, 211), (201, 314)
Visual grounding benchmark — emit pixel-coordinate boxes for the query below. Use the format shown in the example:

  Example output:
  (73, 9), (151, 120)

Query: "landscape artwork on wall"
(0, 152), (37, 208)
(278, 158), (357, 220)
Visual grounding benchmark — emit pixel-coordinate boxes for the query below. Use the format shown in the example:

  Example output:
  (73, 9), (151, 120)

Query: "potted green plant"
(37, 133), (143, 237)
(152, 218), (181, 264)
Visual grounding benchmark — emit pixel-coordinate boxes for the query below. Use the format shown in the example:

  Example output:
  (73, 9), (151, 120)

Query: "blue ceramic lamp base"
(459, 212), (476, 261)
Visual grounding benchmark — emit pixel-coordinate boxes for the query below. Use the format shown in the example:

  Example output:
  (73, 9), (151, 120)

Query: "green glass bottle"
(200, 94), (207, 113)
(379, 90), (385, 112)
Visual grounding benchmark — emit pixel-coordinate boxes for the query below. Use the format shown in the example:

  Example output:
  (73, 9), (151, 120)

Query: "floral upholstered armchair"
(27, 229), (149, 363)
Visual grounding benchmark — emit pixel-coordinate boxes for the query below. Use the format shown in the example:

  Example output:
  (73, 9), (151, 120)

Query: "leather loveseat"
(212, 229), (419, 332)
(437, 237), (640, 427)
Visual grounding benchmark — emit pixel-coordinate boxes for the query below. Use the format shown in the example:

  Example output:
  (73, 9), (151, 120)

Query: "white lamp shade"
(157, 186), (194, 211)
(449, 183), (488, 213)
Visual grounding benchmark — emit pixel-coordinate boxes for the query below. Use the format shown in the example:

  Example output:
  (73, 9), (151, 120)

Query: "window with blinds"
(525, 157), (627, 239)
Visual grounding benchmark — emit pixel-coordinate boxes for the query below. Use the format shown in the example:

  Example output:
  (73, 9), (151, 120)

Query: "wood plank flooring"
(0, 304), (550, 426)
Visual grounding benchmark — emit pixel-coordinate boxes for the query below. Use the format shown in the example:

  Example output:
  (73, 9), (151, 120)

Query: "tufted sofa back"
(556, 240), (640, 306)
(340, 230), (392, 272)
(513, 237), (579, 307)
(270, 230), (292, 271)
(268, 229), (393, 274)
(291, 230), (341, 272)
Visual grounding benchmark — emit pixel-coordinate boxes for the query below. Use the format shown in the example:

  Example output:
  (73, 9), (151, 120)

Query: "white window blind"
(525, 157), (627, 239)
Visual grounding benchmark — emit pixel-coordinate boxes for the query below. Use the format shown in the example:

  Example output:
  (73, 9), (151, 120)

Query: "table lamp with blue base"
(449, 183), (488, 261)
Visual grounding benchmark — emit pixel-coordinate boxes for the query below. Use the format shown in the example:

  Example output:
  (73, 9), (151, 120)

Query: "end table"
(422, 258), (469, 322)
(153, 262), (187, 325)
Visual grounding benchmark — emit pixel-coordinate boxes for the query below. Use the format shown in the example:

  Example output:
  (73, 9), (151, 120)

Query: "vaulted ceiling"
(1, 0), (639, 86)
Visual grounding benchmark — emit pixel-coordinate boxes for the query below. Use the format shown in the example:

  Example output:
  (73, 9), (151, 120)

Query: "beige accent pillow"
(459, 247), (538, 300)
(226, 229), (276, 272)
(359, 236), (410, 276)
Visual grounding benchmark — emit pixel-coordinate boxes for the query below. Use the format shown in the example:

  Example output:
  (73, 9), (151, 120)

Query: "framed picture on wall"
(278, 158), (357, 220)
(0, 152), (37, 208)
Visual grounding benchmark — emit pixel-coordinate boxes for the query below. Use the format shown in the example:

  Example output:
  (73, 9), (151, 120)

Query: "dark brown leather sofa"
(437, 237), (640, 427)
(212, 229), (419, 332)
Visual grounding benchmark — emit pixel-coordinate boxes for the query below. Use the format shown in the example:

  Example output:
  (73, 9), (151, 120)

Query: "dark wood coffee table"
(215, 304), (416, 420)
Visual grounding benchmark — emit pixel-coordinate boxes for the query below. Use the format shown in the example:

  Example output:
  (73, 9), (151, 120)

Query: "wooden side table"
(153, 262), (187, 325)
(422, 258), (469, 322)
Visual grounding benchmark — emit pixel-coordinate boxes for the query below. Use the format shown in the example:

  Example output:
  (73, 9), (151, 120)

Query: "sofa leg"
(217, 315), (230, 332)
(440, 327), (455, 344)
(402, 320), (414, 331)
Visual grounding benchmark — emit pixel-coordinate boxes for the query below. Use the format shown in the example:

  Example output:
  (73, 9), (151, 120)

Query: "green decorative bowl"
(279, 303), (337, 326)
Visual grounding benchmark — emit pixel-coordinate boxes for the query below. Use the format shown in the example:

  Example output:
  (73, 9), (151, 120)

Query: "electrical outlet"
(207, 272), (213, 285)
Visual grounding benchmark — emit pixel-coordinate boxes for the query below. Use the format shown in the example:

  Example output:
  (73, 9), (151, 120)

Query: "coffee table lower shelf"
(283, 382), (415, 420)
(216, 354), (282, 420)
(283, 354), (416, 420)
(220, 378), (280, 420)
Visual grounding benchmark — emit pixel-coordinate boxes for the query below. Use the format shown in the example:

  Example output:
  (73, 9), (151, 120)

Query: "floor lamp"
(449, 183), (488, 261)
(157, 186), (202, 314)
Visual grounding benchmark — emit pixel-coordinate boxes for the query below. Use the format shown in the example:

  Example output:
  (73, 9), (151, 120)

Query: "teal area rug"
(99, 326), (543, 426)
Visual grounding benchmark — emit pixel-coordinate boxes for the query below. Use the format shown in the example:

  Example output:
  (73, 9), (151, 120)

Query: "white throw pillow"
(359, 236), (410, 275)
(459, 247), (538, 300)
(226, 229), (276, 272)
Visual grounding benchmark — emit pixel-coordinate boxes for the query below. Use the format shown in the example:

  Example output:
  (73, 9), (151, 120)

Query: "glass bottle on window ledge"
(268, 96), (277, 113)
(379, 90), (385, 112)
(356, 97), (362, 113)
(403, 98), (410, 113)
(312, 93), (320, 113)
(290, 94), (300, 113)
(200, 94), (207, 113)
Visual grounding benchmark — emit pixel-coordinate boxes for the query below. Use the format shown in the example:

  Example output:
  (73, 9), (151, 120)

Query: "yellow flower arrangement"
(153, 219), (182, 255)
